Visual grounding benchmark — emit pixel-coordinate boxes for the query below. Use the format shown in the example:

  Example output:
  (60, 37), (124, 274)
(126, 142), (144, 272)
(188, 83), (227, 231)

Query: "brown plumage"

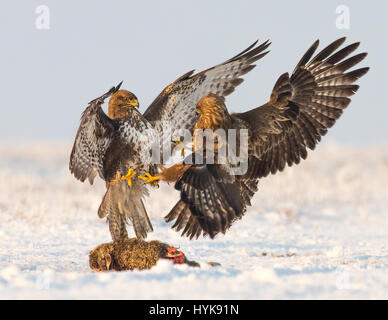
(148, 94), (231, 184)
(154, 163), (191, 183)
(148, 37), (369, 240)
(70, 83), (156, 241)
(195, 95), (231, 131)
(108, 90), (139, 119)
(70, 40), (270, 241)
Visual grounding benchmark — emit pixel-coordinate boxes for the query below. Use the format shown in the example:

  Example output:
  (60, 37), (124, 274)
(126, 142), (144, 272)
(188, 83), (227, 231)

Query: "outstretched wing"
(69, 82), (122, 184)
(234, 37), (369, 179)
(164, 38), (368, 240)
(143, 40), (271, 153)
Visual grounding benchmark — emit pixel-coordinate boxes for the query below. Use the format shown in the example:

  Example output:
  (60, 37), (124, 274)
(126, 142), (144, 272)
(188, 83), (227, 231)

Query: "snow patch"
(0, 141), (388, 299)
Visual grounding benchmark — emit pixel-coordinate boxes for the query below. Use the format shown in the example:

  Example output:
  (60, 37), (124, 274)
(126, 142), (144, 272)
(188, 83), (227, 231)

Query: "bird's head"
(108, 90), (139, 119)
(195, 93), (230, 129)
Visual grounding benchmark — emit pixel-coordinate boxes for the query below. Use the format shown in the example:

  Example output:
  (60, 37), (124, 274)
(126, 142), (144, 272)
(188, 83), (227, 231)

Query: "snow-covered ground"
(0, 141), (387, 299)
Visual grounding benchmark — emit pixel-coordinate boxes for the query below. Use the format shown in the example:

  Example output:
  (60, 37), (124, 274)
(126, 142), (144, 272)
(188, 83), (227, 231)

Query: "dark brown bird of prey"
(140, 37), (369, 240)
(69, 40), (271, 241)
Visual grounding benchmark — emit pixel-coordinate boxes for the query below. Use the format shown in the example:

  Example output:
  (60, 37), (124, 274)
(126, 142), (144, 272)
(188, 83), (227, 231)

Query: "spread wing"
(234, 37), (369, 179)
(143, 40), (271, 158)
(69, 82), (122, 184)
(164, 37), (369, 240)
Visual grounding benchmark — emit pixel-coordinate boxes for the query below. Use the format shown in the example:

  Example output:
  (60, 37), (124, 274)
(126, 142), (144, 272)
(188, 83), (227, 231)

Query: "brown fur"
(89, 238), (200, 271)
(89, 238), (166, 271)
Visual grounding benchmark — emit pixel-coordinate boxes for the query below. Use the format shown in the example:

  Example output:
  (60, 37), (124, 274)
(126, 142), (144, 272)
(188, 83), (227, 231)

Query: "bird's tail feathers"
(98, 181), (153, 240)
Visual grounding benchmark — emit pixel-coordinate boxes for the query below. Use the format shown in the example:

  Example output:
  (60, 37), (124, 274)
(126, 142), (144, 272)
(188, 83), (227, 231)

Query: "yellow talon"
(172, 136), (191, 157)
(138, 172), (160, 186)
(121, 168), (137, 187)
(172, 137), (182, 147)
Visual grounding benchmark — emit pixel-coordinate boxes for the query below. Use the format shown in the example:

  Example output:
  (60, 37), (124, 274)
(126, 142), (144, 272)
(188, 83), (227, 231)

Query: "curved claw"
(138, 172), (160, 186)
(172, 136), (192, 157)
(172, 136), (183, 147)
(121, 168), (137, 187)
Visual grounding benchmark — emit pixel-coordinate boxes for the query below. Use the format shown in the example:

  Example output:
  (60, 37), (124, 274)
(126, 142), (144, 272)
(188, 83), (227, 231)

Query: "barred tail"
(98, 181), (153, 241)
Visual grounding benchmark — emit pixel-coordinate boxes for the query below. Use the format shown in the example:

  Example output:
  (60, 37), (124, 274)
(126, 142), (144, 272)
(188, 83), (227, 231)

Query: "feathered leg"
(99, 180), (153, 241)
(107, 211), (128, 241)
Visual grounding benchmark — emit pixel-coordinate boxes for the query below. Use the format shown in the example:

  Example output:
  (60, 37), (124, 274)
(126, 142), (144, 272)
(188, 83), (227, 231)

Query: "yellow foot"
(121, 168), (137, 187)
(138, 172), (160, 186)
(172, 136), (191, 157)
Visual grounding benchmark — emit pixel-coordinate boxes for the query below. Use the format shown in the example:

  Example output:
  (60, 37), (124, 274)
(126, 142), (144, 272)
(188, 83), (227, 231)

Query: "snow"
(0, 141), (388, 299)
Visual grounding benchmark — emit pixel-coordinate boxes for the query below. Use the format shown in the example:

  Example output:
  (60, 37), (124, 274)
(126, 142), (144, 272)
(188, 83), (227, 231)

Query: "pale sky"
(0, 1), (386, 145)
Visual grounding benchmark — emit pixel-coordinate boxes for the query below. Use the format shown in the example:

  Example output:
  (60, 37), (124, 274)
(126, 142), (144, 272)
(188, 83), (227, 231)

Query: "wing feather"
(69, 82), (122, 184)
(143, 40), (271, 161)
(163, 38), (368, 240)
(234, 38), (368, 180)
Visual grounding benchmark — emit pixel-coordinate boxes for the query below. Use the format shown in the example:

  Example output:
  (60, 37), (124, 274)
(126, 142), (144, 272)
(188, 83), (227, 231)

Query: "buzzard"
(140, 37), (369, 239)
(69, 40), (271, 241)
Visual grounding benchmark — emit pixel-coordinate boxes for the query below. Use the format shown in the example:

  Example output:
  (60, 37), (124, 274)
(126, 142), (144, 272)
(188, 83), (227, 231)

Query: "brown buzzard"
(69, 40), (271, 241)
(140, 37), (369, 239)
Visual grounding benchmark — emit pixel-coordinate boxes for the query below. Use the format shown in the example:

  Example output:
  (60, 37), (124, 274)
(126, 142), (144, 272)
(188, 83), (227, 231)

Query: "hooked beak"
(127, 99), (139, 108)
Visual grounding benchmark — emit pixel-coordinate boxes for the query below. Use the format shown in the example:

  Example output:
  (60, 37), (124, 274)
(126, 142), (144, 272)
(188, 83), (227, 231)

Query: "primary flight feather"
(140, 37), (369, 239)
(69, 40), (271, 241)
